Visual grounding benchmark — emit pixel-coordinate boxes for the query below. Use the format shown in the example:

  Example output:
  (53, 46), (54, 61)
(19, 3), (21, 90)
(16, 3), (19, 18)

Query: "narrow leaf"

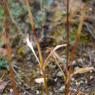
(26, 35), (40, 64)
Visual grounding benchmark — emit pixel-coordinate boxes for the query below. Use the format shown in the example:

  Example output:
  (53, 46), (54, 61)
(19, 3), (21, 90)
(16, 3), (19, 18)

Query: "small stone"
(36, 90), (40, 94)
(34, 78), (44, 84)
(57, 71), (63, 77)
(74, 66), (80, 71)
(90, 76), (93, 80)
(71, 77), (75, 81)
(58, 86), (65, 92)
(80, 80), (84, 85)
(85, 80), (88, 84)
(76, 81), (80, 86)
(49, 63), (56, 69)
(54, 78), (57, 82)
(73, 89), (77, 92)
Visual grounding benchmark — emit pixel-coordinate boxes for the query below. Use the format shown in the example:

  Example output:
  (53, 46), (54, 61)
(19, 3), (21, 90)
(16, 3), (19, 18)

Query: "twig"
(64, 0), (70, 94)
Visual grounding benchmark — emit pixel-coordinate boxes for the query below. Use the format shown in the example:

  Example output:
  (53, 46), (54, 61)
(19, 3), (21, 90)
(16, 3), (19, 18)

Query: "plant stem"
(3, 0), (19, 95)
(24, 0), (48, 95)
(70, 8), (85, 62)
(64, 2), (85, 95)
(64, 0), (71, 95)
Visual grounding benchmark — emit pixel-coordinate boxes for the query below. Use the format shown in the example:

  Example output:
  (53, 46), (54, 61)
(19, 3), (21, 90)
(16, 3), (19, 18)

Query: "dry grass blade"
(44, 44), (67, 81)
(44, 44), (67, 65)
(70, 6), (85, 63)
(26, 35), (40, 64)
(53, 57), (66, 81)
(52, 51), (64, 62)
(72, 67), (94, 76)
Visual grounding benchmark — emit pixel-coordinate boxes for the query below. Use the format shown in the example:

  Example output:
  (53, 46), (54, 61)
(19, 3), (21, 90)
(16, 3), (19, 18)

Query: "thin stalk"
(3, 0), (19, 95)
(64, 2), (85, 95)
(64, 0), (71, 95)
(24, 0), (48, 95)
(70, 8), (85, 62)
(66, 0), (70, 73)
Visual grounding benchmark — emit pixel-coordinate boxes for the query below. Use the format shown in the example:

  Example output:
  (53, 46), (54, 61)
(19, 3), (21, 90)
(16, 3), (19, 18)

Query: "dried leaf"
(72, 67), (94, 76)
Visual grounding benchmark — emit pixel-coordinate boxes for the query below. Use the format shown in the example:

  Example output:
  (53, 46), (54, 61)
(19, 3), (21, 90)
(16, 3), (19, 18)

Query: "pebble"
(57, 71), (63, 77)
(34, 78), (44, 84)
(58, 86), (65, 92)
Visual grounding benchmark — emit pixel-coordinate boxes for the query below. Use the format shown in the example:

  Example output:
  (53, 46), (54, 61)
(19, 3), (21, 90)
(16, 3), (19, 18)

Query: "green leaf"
(0, 58), (9, 70)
